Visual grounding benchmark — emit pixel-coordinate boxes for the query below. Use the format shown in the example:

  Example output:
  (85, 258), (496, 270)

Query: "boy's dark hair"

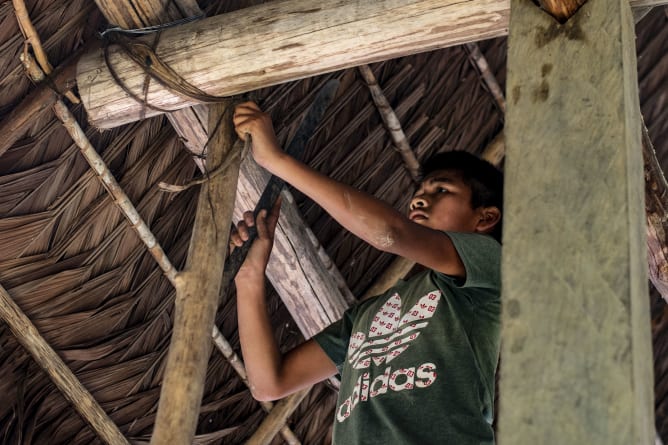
(421, 150), (504, 242)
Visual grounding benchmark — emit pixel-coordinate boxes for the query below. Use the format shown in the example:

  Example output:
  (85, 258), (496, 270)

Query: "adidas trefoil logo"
(337, 291), (440, 423)
(347, 291), (440, 369)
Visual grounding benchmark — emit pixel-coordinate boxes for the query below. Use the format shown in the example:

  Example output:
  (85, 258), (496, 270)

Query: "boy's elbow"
(367, 218), (411, 254)
(248, 377), (286, 402)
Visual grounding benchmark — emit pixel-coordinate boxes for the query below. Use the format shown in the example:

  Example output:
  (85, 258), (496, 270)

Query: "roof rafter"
(76, 0), (668, 129)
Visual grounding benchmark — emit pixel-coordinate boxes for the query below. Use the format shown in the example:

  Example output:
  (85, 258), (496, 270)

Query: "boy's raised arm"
(233, 102), (466, 277)
(233, 199), (337, 401)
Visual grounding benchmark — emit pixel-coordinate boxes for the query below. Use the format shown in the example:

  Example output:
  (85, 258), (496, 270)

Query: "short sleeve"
(443, 232), (501, 290)
(312, 305), (359, 373)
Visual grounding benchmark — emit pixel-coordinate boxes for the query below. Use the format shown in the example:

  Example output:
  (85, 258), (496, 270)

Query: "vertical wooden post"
(499, 1), (654, 444)
(150, 102), (240, 445)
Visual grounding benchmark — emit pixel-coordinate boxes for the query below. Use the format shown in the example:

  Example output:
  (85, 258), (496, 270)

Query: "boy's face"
(408, 169), (484, 233)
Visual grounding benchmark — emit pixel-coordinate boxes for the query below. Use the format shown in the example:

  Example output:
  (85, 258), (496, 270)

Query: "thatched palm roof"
(0, 1), (667, 443)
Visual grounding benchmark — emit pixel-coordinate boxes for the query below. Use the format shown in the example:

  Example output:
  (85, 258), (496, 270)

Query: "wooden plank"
(0, 283), (129, 445)
(77, 0), (667, 129)
(151, 103), (240, 445)
(499, 0), (653, 444)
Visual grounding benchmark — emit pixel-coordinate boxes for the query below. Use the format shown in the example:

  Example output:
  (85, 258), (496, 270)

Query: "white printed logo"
(337, 291), (441, 422)
(347, 291), (440, 369)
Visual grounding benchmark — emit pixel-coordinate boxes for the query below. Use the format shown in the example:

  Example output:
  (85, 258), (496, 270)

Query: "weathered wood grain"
(499, 1), (653, 444)
(77, 0), (668, 129)
(150, 102), (240, 445)
(234, 157), (354, 338)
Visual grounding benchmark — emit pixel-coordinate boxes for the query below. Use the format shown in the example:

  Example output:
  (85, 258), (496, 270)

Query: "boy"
(231, 101), (503, 445)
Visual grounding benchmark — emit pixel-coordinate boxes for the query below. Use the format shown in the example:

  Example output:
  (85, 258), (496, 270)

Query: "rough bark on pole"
(358, 64), (421, 181)
(499, 1), (653, 444)
(150, 102), (240, 445)
(77, 0), (667, 129)
(0, 283), (129, 445)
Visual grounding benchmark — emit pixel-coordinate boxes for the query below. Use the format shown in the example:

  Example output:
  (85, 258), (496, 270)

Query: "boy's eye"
(437, 187), (449, 193)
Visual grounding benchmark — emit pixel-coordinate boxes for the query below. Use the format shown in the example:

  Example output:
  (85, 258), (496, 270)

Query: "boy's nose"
(410, 196), (428, 211)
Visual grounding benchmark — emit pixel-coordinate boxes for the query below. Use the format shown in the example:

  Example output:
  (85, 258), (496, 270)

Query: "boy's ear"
(475, 206), (501, 234)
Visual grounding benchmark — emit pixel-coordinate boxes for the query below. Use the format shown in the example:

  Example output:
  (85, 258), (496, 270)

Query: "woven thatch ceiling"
(0, 1), (667, 444)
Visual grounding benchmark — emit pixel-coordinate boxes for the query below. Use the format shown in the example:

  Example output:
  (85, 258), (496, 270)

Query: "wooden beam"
(234, 158), (355, 338)
(0, 283), (129, 445)
(499, 1), (653, 444)
(151, 102), (240, 445)
(77, 0), (667, 129)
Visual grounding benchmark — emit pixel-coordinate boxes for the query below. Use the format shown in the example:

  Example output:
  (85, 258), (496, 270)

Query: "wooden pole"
(0, 283), (129, 445)
(76, 0), (667, 129)
(358, 64), (421, 181)
(499, 1), (653, 444)
(245, 388), (310, 445)
(150, 102), (240, 445)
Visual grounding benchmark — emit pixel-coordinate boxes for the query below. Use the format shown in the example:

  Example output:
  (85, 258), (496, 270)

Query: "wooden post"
(150, 102), (240, 445)
(499, 1), (654, 444)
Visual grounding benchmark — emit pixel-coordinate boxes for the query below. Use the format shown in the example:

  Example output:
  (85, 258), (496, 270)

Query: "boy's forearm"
(236, 276), (283, 400)
(262, 152), (407, 252)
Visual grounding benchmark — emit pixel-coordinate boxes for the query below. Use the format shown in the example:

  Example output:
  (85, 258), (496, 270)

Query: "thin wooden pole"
(358, 64), (421, 181)
(0, 283), (130, 445)
(245, 388), (310, 445)
(150, 102), (240, 445)
(12, 0), (79, 103)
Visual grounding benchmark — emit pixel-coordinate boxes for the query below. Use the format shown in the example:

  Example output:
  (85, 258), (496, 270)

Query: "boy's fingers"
(235, 220), (250, 241)
(243, 211), (255, 227)
(235, 101), (260, 111)
(267, 197), (282, 233)
(256, 209), (269, 239)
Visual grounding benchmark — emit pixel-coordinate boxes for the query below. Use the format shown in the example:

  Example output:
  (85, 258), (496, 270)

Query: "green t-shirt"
(313, 232), (501, 445)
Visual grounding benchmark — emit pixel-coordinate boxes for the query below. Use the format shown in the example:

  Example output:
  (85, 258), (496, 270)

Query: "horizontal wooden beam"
(77, 0), (667, 129)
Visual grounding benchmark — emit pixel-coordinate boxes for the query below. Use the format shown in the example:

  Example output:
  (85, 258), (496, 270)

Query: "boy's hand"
(231, 197), (282, 283)
(233, 102), (283, 169)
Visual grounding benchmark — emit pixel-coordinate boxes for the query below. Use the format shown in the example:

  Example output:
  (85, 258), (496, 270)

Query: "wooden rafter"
(75, 0), (668, 129)
(358, 64), (421, 181)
